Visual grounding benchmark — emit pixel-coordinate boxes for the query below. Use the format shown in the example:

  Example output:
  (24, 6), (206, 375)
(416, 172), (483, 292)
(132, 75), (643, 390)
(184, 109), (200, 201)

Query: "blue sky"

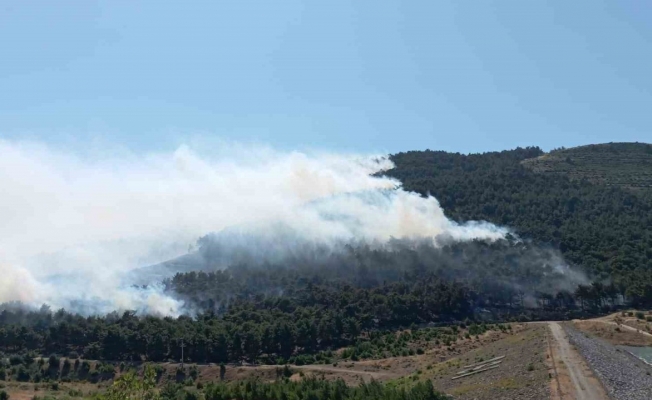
(1, 1), (651, 154)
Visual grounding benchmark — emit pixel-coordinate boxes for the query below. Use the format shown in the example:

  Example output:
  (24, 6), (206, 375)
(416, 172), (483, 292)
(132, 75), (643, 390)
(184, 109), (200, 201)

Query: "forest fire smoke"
(0, 139), (509, 315)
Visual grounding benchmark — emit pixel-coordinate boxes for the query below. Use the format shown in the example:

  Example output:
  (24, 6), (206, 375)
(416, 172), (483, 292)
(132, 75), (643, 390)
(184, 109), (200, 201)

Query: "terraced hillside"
(522, 142), (652, 191)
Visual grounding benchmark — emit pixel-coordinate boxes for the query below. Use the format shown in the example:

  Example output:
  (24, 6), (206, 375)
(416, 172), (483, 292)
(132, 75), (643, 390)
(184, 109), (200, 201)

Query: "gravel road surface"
(563, 322), (652, 400)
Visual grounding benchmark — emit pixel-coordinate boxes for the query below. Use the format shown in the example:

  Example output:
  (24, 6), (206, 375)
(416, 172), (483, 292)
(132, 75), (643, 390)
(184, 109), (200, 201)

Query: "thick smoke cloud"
(0, 139), (511, 315)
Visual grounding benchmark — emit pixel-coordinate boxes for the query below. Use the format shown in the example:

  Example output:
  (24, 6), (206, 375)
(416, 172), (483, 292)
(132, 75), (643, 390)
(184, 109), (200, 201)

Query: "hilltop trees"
(387, 147), (652, 302)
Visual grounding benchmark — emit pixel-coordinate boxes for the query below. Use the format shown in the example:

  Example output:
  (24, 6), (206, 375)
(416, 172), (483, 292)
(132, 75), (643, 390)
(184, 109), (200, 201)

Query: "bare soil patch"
(573, 320), (652, 347)
(405, 324), (549, 400)
(219, 324), (524, 386)
(2, 381), (101, 400)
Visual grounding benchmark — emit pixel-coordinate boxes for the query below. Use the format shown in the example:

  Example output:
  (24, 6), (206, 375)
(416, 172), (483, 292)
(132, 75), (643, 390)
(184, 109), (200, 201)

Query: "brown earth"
(216, 325), (524, 386)
(572, 320), (652, 347)
(2, 381), (102, 400)
(410, 324), (550, 399)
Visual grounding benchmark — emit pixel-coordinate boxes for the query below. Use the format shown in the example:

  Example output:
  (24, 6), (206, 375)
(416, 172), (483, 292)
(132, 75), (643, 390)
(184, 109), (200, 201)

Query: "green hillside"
(387, 145), (652, 296)
(522, 142), (652, 191)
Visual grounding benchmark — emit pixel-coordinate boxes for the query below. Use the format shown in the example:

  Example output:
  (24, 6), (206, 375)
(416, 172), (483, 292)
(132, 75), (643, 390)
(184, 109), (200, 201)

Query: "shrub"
(189, 366), (199, 380)
(16, 366), (30, 382)
(184, 391), (199, 400)
(80, 361), (91, 373)
(160, 382), (180, 400)
(9, 356), (22, 366)
(98, 363), (116, 375)
(636, 312), (645, 320)
(0, 390), (8, 400)
(47, 356), (59, 370)
(68, 352), (79, 360)
(527, 364), (535, 372)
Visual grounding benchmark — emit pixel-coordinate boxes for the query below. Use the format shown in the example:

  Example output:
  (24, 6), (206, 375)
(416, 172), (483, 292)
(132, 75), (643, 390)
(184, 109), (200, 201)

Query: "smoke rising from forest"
(0, 139), (579, 316)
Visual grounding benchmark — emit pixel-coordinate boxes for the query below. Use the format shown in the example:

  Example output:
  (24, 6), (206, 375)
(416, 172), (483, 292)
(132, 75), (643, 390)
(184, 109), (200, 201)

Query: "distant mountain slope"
(522, 142), (652, 191)
(386, 146), (652, 296)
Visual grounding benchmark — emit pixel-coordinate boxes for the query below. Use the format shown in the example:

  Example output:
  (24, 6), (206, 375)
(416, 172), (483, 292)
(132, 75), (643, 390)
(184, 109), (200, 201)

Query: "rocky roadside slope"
(563, 323), (652, 400)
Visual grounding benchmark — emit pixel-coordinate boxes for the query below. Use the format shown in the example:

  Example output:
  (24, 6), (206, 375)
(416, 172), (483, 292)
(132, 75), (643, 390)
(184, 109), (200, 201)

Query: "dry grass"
(396, 324), (550, 400)
(573, 320), (652, 347)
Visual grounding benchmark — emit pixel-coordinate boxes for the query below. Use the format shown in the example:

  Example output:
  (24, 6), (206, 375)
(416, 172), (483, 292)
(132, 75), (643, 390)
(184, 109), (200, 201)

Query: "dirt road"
(592, 318), (652, 337)
(295, 364), (397, 380)
(547, 322), (609, 400)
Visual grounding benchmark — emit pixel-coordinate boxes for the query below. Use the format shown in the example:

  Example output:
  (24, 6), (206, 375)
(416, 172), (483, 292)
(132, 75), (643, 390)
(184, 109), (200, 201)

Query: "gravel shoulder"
(563, 322), (652, 400)
(547, 322), (609, 400)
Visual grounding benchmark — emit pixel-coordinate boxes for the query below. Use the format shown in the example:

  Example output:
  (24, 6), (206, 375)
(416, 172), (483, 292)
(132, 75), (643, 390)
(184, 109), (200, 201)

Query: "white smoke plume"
(0, 139), (508, 315)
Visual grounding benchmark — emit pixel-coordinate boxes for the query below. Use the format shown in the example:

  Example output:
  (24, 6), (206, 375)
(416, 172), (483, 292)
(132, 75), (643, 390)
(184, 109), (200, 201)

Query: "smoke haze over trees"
(1, 142), (651, 365)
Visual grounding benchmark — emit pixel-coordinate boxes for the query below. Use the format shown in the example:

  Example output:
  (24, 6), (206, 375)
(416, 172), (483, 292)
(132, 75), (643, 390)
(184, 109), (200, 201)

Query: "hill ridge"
(522, 142), (652, 191)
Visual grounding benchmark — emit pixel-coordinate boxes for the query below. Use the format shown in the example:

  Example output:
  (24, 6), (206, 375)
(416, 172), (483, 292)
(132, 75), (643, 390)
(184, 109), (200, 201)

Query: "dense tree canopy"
(387, 146), (652, 303)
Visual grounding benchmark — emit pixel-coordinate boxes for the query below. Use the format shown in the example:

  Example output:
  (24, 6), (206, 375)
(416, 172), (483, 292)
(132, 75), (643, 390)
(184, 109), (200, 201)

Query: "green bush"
(47, 356), (59, 370)
(9, 356), (22, 366)
(161, 382), (180, 400)
(16, 366), (30, 382)
(80, 360), (91, 373)
(0, 390), (8, 400)
(184, 391), (199, 400)
(189, 365), (199, 380)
